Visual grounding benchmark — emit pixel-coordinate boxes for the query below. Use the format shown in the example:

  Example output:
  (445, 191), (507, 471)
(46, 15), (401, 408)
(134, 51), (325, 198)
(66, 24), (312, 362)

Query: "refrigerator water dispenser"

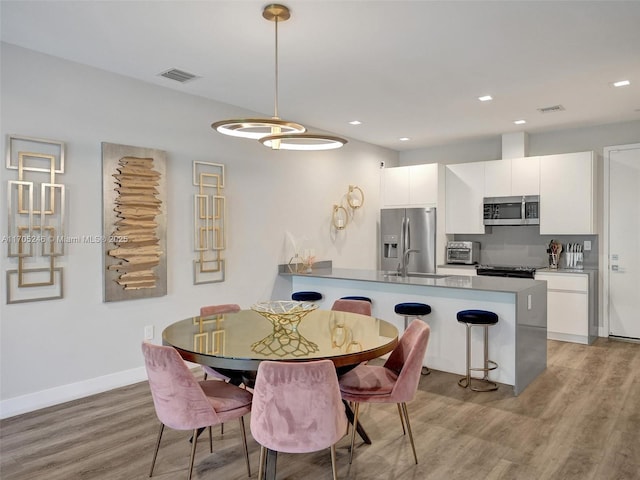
(383, 234), (399, 258)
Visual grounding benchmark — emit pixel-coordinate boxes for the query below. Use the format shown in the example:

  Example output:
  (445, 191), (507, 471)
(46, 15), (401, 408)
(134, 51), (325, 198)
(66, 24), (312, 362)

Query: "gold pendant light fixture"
(211, 4), (347, 151)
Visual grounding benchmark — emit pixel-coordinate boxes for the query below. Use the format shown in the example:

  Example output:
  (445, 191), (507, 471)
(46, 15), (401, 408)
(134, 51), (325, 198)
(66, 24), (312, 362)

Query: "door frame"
(602, 143), (640, 337)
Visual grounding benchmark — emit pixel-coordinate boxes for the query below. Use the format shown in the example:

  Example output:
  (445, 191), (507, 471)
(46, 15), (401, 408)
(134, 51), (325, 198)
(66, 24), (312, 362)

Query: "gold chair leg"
(149, 423), (164, 477)
(209, 426), (213, 453)
(349, 402), (360, 465)
(188, 428), (198, 480)
(397, 403), (406, 435)
(258, 445), (266, 480)
(330, 444), (338, 480)
(221, 423), (224, 435)
(401, 402), (418, 464)
(239, 417), (251, 477)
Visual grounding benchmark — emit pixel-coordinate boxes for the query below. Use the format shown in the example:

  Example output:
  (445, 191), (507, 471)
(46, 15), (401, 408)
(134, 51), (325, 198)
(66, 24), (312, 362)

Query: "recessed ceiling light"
(613, 80), (631, 87)
(514, 120), (527, 125)
(478, 95), (493, 102)
(399, 137), (410, 142)
(349, 120), (362, 125)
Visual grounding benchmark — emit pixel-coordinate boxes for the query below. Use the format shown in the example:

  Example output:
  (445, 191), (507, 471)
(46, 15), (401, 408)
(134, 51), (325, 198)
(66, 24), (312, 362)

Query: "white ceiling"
(2, 0), (639, 152)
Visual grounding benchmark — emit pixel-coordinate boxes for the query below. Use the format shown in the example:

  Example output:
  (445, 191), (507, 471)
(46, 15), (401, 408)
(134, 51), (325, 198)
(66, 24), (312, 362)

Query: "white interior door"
(608, 145), (640, 339)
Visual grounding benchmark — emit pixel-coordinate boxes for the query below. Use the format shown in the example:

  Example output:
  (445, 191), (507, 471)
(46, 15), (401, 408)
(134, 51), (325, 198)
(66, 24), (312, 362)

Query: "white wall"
(0, 43), (398, 417)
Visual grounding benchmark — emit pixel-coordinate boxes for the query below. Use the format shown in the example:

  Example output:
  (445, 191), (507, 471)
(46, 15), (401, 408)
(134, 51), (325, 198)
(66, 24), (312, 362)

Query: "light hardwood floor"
(1, 339), (639, 480)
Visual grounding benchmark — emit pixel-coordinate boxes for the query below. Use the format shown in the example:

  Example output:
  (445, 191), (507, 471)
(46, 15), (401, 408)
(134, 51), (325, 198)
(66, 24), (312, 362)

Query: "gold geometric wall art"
(193, 161), (226, 284)
(102, 142), (167, 302)
(5, 134), (66, 304)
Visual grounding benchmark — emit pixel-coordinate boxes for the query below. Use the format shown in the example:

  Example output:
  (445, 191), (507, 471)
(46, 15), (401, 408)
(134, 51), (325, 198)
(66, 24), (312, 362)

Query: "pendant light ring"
(212, 118), (305, 139)
(261, 133), (348, 151)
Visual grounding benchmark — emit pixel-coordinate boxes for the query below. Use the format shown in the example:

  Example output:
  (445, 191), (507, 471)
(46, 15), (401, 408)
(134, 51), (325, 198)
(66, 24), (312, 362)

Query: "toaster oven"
(446, 241), (480, 265)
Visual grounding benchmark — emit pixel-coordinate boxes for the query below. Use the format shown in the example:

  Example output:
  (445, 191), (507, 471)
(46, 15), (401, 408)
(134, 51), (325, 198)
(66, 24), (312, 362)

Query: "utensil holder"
(549, 253), (560, 269)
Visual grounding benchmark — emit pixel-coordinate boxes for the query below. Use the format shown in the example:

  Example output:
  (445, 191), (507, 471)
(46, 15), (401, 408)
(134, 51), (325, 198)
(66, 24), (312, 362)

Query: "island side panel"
(514, 282), (547, 395)
(291, 275), (518, 389)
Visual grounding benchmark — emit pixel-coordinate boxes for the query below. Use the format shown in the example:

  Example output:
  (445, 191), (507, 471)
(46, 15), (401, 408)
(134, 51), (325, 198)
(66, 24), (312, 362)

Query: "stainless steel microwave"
(483, 195), (540, 226)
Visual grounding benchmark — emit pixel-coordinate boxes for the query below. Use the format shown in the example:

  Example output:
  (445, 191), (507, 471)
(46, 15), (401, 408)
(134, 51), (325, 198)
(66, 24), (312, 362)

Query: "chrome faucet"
(398, 249), (420, 277)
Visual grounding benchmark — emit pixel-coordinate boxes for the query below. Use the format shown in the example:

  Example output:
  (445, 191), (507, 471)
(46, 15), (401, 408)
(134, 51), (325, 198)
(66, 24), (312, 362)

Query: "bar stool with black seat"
(340, 295), (372, 304)
(394, 302), (432, 375)
(291, 291), (323, 302)
(457, 309), (499, 392)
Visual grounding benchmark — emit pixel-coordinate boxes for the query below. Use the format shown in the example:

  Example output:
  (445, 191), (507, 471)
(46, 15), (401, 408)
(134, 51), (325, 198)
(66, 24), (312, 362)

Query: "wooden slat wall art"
(102, 142), (167, 302)
(108, 157), (163, 290)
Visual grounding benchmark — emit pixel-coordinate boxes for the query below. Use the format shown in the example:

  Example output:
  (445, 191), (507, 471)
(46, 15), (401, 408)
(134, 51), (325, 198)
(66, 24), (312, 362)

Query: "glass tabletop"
(162, 309), (399, 371)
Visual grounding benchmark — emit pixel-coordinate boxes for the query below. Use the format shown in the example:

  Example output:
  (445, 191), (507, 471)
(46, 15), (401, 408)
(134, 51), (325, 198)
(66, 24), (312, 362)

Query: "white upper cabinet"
(539, 151), (596, 234)
(511, 156), (540, 196)
(484, 157), (540, 197)
(484, 160), (512, 197)
(381, 166), (409, 206)
(445, 162), (485, 234)
(381, 164), (438, 207)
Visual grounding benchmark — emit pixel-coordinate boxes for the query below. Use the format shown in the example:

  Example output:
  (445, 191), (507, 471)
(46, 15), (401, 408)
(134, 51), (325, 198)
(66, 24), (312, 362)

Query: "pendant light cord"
(274, 16), (279, 119)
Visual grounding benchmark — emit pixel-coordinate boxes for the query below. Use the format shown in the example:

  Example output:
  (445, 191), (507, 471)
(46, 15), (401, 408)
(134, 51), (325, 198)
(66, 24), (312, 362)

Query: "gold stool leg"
(258, 445), (266, 480)
(349, 402), (360, 464)
(401, 402), (418, 464)
(397, 403), (406, 435)
(187, 428), (198, 480)
(458, 323), (472, 388)
(470, 325), (498, 392)
(330, 444), (338, 480)
(149, 423), (164, 477)
(239, 417), (251, 477)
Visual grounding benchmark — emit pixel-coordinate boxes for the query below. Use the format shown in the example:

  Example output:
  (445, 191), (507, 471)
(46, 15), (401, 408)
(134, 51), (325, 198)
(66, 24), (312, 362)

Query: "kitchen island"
(279, 268), (546, 395)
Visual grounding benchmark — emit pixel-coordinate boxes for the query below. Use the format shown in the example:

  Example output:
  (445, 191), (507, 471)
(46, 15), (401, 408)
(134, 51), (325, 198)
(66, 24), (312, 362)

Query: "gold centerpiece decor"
(250, 300), (319, 356)
(251, 300), (318, 330)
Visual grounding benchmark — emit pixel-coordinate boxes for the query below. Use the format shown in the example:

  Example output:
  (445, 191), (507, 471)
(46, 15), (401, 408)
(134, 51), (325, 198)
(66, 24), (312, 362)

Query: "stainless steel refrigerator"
(380, 207), (437, 274)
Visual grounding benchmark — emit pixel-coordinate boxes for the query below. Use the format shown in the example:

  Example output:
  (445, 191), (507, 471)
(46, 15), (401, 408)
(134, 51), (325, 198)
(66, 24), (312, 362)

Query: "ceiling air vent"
(537, 104), (565, 114)
(158, 68), (199, 83)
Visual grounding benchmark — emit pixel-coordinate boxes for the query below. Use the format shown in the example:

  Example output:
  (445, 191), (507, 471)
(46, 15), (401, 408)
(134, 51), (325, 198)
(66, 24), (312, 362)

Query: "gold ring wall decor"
(5, 135), (66, 304)
(332, 204), (348, 230)
(193, 161), (226, 284)
(347, 185), (364, 209)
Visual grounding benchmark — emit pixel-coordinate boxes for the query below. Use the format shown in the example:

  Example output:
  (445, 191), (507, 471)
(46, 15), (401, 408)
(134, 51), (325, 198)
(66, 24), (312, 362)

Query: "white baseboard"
(0, 366), (148, 420)
(547, 331), (589, 345)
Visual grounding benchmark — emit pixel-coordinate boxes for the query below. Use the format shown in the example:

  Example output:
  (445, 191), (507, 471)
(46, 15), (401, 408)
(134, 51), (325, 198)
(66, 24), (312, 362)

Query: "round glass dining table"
(162, 308), (399, 373)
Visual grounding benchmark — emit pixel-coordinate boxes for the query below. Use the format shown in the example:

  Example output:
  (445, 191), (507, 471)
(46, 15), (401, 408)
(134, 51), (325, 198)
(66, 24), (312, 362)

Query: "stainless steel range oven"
(475, 265), (538, 279)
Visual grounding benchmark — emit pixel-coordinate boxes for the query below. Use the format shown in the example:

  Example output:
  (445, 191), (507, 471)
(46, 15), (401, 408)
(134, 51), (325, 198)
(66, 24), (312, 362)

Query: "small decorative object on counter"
(301, 249), (316, 273)
(547, 240), (562, 269)
(288, 253), (302, 273)
(565, 243), (584, 269)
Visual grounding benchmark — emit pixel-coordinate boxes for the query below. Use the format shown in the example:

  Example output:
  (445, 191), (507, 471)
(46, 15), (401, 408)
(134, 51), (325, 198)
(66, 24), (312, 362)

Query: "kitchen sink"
(383, 272), (450, 279)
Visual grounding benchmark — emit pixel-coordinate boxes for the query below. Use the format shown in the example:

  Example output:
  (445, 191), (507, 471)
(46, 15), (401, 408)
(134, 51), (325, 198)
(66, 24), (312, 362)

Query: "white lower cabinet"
(437, 266), (477, 276)
(535, 272), (589, 344)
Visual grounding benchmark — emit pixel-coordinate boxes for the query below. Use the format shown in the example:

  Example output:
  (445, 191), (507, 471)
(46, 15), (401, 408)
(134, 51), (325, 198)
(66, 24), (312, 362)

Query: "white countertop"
(286, 268), (543, 294)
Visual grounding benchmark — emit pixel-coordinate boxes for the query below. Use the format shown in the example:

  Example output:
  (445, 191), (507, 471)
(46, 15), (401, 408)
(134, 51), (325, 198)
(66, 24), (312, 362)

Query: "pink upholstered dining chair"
(331, 298), (372, 316)
(338, 319), (430, 465)
(250, 359), (348, 480)
(141, 342), (252, 480)
(199, 303), (241, 382)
